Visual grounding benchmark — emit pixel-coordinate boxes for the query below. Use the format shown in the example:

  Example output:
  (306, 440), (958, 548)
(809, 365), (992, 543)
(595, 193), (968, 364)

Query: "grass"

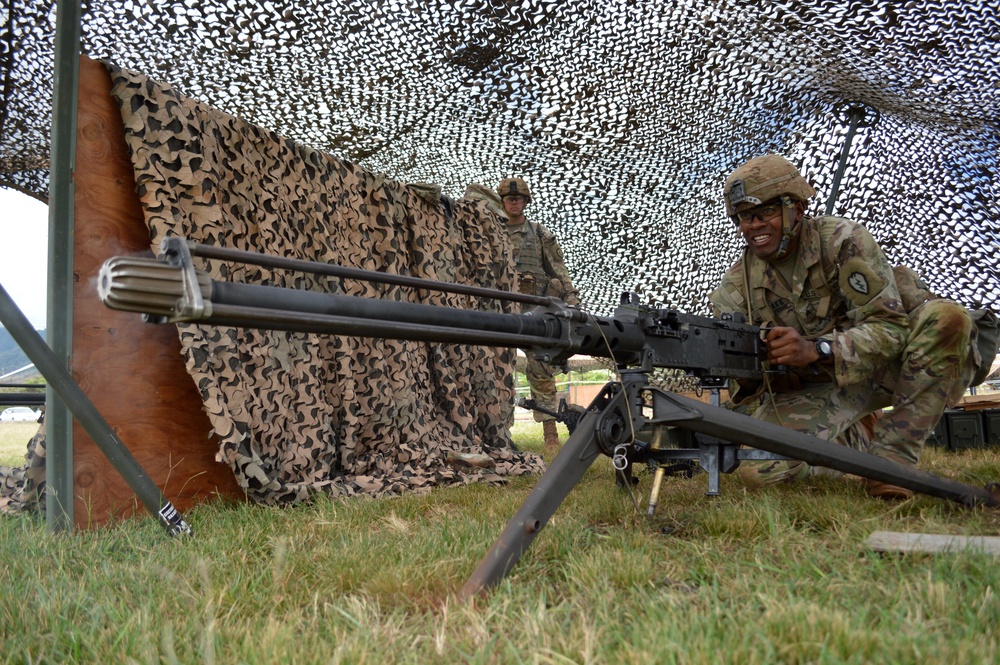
(1, 420), (999, 663)
(0, 421), (40, 465)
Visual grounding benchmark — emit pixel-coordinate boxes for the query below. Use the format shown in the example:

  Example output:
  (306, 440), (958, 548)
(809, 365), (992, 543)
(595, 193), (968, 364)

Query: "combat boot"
(865, 479), (914, 500)
(543, 420), (559, 454)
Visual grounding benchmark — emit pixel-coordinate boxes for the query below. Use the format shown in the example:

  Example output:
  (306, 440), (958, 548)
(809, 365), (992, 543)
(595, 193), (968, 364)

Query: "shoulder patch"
(838, 256), (885, 306)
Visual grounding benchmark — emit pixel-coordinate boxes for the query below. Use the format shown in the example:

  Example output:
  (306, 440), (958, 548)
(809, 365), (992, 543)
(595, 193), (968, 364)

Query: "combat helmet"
(723, 155), (815, 219)
(497, 177), (532, 203)
(724, 155), (815, 260)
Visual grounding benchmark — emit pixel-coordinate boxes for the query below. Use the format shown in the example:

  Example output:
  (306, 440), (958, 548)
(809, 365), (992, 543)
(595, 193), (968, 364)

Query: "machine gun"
(98, 238), (1000, 598)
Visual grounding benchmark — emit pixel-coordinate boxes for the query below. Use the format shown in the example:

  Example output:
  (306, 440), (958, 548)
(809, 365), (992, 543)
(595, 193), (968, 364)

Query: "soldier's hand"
(764, 327), (817, 367)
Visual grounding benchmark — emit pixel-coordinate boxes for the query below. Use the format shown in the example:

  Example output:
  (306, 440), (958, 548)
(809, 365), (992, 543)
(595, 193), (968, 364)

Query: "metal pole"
(45, 0), (82, 532)
(0, 283), (192, 536)
(824, 102), (880, 217)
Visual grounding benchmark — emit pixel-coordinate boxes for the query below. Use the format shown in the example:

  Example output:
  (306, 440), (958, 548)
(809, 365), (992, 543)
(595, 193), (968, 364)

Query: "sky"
(0, 188), (48, 329)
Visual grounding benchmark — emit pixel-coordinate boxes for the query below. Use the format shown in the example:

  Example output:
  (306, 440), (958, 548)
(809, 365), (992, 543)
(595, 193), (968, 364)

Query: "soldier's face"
(503, 195), (526, 218)
(737, 199), (801, 260)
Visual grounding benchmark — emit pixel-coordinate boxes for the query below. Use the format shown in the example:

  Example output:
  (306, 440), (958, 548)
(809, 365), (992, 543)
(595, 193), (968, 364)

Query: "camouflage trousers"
(524, 354), (559, 423)
(740, 300), (977, 487)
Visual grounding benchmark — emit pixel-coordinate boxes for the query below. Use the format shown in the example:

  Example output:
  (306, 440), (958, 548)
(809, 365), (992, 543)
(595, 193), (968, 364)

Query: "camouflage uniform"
(879, 266), (981, 462)
(508, 219), (580, 422)
(710, 215), (978, 485)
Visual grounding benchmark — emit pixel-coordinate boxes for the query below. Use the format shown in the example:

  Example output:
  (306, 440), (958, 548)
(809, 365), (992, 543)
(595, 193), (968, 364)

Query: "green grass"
(1, 421), (999, 663)
(0, 421), (40, 465)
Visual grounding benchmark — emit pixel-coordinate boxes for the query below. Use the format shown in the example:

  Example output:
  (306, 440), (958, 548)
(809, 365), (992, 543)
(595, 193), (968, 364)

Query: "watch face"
(817, 340), (832, 356)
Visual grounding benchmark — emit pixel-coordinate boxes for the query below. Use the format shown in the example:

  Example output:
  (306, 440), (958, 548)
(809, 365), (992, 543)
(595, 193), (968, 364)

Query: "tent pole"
(45, 0), (83, 532)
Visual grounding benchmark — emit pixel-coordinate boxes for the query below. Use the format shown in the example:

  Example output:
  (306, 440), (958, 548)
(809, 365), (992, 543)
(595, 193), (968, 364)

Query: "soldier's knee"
(911, 301), (974, 348)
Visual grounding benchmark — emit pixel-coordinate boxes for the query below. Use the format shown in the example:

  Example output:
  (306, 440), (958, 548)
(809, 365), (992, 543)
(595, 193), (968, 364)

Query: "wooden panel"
(955, 393), (1000, 412)
(71, 56), (245, 527)
(866, 530), (1000, 557)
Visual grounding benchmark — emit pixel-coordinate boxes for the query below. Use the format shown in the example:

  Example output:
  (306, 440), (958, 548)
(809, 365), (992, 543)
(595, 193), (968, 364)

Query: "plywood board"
(71, 56), (245, 526)
(955, 393), (1000, 411)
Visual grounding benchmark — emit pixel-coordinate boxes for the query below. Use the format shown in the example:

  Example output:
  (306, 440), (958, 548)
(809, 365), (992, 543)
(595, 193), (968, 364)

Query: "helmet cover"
(724, 155), (815, 218)
(497, 177), (533, 202)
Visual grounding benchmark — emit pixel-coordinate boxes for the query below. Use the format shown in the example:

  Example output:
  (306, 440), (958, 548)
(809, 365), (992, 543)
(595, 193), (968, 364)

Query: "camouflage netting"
(0, 417), (46, 514)
(2, 1), (997, 315)
(109, 62), (544, 504)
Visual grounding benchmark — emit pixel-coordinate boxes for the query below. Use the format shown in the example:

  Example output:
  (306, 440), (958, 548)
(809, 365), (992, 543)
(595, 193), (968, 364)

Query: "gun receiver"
(99, 238), (1000, 599)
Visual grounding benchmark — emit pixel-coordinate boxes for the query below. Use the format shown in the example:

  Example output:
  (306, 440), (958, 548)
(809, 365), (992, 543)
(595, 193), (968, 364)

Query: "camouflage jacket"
(709, 215), (909, 388)
(507, 219), (580, 307)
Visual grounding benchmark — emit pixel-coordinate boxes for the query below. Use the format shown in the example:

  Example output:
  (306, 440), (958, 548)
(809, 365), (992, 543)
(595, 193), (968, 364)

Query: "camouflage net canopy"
(1, 0), (998, 315)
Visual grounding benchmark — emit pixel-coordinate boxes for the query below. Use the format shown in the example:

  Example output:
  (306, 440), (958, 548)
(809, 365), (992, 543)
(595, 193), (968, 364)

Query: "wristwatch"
(814, 338), (834, 362)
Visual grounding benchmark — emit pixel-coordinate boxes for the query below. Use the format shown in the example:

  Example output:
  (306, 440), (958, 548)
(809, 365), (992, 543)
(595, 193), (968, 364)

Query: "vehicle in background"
(0, 406), (40, 422)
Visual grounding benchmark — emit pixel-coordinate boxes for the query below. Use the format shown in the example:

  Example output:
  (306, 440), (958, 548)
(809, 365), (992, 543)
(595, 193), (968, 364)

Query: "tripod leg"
(459, 385), (630, 599)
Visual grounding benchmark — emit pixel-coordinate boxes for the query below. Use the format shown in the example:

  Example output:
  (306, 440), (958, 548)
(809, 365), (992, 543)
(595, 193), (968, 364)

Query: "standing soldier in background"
(498, 177), (581, 454)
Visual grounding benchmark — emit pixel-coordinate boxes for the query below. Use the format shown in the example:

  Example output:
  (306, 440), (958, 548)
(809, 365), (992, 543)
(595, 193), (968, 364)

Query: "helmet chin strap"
(771, 195), (800, 260)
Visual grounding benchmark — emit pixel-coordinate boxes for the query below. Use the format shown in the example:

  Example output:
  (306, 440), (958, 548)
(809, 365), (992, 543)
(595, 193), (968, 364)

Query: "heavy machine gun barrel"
(98, 238), (768, 380)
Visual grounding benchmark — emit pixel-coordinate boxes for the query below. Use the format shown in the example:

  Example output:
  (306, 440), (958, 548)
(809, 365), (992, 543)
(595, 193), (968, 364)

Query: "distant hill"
(0, 327), (44, 381)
